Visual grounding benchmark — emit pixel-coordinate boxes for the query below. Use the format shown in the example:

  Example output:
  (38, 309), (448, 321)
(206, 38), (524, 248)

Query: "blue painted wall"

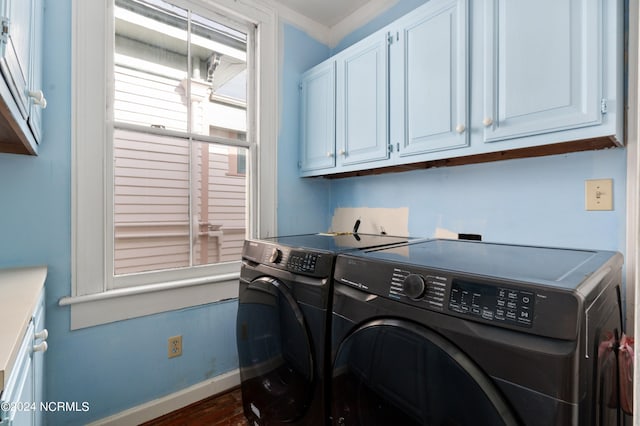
(277, 25), (332, 235)
(329, 149), (627, 251)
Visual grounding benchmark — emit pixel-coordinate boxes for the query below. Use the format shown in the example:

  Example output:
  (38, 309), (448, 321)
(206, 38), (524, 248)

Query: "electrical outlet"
(168, 335), (182, 358)
(585, 179), (613, 211)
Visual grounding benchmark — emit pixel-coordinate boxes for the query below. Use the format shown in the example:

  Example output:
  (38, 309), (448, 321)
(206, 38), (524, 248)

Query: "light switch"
(585, 179), (613, 211)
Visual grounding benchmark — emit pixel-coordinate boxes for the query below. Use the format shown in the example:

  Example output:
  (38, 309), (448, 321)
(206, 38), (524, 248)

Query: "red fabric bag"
(617, 334), (634, 415)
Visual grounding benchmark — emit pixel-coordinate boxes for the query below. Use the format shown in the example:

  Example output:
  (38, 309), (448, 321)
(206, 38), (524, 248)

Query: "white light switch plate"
(585, 179), (613, 211)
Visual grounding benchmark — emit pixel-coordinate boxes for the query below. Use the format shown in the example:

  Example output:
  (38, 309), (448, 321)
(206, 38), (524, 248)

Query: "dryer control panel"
(390, 268), (534, 327)
(449, 279), (534, 328)
(334, 254), (585, 339)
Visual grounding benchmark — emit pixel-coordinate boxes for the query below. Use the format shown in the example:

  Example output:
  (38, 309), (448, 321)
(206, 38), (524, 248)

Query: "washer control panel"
(287, 251), (319, 274)
(243, 240), (333, 278)
(449, 279), (535, 328)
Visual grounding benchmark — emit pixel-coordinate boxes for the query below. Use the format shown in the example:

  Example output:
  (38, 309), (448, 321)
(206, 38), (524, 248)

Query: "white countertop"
(0, 266), (47, 394)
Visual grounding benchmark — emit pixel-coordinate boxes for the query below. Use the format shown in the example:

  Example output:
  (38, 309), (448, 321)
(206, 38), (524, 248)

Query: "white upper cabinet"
(27, 0), (44, 143)
(299, 60), (336, 174)
(336, 32), (389, 167)
(480, 0), (602, 143)
(0, 0), (46, 155)
(298, 0), (622, 177)
(0, 0), (32, 119)
(300, 32), (389, 177)
(392, 0), (468, 158)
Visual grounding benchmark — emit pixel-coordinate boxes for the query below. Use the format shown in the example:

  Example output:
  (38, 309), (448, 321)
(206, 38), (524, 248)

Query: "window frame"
(64, 0), (278, 330)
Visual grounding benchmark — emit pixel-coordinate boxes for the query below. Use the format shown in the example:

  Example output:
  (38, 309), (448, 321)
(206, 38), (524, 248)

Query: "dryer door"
(332, 318), (519, 426)
(236, 276), (314, 423)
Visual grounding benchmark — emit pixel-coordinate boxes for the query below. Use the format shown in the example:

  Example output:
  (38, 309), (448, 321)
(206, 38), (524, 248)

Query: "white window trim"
(63, 0), (278, 330)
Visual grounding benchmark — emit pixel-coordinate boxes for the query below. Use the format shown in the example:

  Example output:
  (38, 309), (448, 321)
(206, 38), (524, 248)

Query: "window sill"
(58, 273), (240, 330)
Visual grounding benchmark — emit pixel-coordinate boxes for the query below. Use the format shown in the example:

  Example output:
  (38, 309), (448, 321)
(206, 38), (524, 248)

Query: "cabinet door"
(299, 61), (336, 174)
(0, 322), (34, 426)
(393, 0), (468, 158)
(0, 0), (33, 119)
(32, 290), (45, 426)
(12, 361), (33, 426)
(481, 0), (601, 143)
(336, 33), (389, 166)
(27, 0), (43, 143)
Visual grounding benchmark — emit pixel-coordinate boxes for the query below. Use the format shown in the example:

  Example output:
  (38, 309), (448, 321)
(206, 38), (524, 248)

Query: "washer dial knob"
(402, 274), (425, 299)
(269, 248), (283, 264)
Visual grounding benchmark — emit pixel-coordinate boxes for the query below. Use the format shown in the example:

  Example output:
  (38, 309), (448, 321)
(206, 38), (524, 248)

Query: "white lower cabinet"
(0, 289), (46, 426)
(32, 292), (45, 426)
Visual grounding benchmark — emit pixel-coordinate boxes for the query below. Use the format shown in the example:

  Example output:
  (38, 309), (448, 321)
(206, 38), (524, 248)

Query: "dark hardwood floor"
(141, 387), (249, 426)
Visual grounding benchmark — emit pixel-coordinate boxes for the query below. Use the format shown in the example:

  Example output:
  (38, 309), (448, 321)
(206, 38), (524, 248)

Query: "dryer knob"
(269, 247), (283, 264)
(402, 274), (425, 299)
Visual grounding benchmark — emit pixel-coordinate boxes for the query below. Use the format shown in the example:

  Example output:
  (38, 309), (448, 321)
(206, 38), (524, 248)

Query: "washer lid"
(360, 239), (620, 290)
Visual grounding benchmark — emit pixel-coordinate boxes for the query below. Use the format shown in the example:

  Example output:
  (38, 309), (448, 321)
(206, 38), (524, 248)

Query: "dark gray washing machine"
(236, 233), (414, 425)
(330, 239), (624, 426)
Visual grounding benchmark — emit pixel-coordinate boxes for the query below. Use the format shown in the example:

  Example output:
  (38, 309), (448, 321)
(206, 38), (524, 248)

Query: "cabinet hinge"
(0, 18), (9, 44)
(600, 98), (608, 114)
(387, 32), (394, 45)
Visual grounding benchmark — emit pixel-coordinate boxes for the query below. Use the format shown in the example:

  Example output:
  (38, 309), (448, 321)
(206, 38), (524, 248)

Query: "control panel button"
(402, 274), (426, 299)
(389, 269), (448, 311)
(269, 248), (283, 264)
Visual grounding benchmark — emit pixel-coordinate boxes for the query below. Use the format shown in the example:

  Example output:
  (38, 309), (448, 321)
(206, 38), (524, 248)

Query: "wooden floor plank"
(141, 387), (249, 426)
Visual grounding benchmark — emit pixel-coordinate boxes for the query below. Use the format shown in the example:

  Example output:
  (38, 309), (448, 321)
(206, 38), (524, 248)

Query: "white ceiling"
(274, 0), (372, 27)
(271, 0), (398, 46)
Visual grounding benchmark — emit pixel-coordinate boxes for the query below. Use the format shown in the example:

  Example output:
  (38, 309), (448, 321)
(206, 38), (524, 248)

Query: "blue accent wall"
(277, 24), (332, 235)
(329, 149), (627, 251)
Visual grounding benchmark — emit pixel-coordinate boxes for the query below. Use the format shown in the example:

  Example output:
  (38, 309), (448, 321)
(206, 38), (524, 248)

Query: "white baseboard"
(88, 369), (241, 426)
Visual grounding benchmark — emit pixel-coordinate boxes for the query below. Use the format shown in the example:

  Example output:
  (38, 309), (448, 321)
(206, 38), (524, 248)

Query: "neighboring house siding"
(115, 66), (188, 131)
(113, 66), (246, 275)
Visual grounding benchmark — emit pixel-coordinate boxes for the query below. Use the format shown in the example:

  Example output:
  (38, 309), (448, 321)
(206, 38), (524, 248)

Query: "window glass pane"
(114, 0), (189, 131)
(113, 129), (191, 275)
(112, 0), (250, 277)
(113, 135), (248, 275)
(189, 10), (247, 139)
(193, 142), (248, 266)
